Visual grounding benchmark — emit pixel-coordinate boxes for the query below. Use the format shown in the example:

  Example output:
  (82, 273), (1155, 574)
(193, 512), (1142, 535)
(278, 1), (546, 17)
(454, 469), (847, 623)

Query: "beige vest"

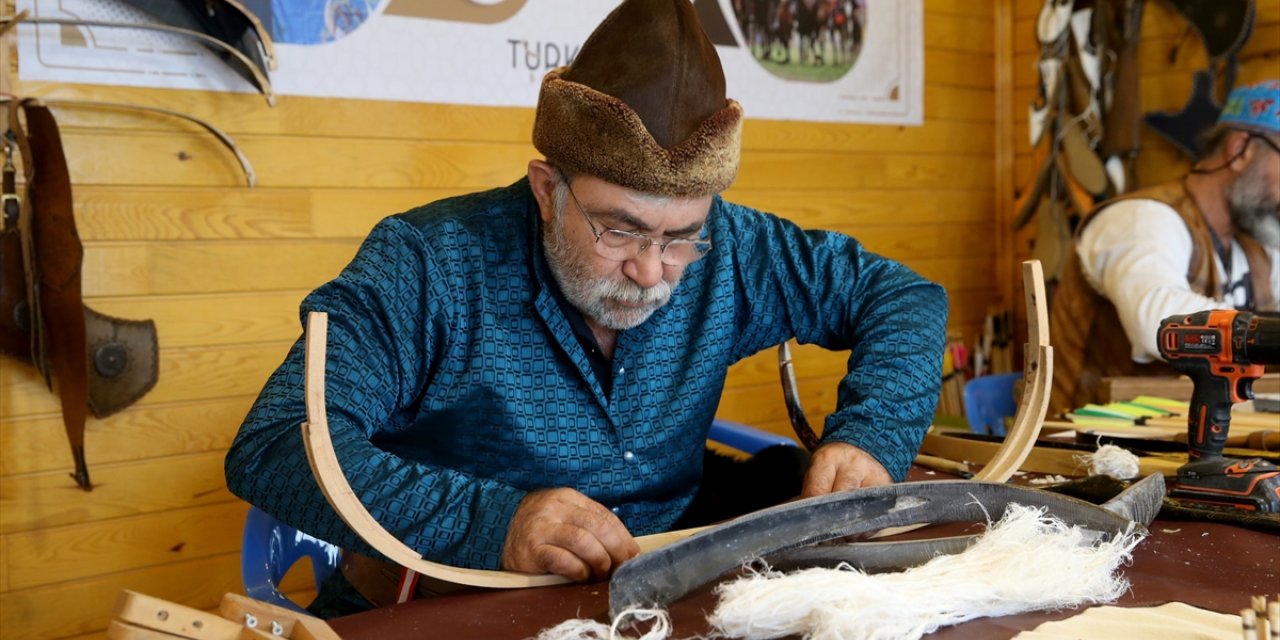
(1046, 179), (1275, 415)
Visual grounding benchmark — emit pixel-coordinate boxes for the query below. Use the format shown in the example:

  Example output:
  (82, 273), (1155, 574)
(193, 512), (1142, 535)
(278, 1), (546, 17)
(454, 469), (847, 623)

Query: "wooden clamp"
(108, 590), (339, 640)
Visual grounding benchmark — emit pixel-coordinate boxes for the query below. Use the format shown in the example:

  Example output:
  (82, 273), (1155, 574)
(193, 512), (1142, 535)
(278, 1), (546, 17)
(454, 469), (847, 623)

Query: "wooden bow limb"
(780, 260), (1052, 485)
(868, 261), (1052, 539)
(299, 261), (1054, 588)
(976, 259), (1053, 481)
(221, 0), (278, 70)
(3, 97), (257, 187)
(300, 311), (706, 589)
(778, 341), (822, 451)
(0, 16), (275, 107)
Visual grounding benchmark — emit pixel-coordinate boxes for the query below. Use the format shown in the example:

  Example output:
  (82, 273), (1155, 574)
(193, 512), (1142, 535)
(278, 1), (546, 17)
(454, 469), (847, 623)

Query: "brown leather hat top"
(533, 0), (743, 197)
(563, 0), (728, 149)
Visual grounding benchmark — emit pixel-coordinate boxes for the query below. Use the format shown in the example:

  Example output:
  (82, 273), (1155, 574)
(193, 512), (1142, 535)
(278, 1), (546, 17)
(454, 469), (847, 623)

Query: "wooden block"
(114, 590), (243, 639)
(218, 594), (298, 639)
(107, 619), (190, 639)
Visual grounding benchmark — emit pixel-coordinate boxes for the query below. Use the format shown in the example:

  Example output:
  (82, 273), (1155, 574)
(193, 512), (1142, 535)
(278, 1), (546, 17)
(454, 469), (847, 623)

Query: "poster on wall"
(14, 0), (923, 125)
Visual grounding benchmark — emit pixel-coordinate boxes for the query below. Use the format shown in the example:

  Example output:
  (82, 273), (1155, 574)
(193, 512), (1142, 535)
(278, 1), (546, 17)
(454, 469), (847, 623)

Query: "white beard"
(541, 186), (676, 331)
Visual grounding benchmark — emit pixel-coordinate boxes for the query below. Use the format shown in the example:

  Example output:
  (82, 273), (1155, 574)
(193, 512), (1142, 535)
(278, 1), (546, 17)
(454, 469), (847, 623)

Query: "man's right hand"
(501, 487), (640, 582)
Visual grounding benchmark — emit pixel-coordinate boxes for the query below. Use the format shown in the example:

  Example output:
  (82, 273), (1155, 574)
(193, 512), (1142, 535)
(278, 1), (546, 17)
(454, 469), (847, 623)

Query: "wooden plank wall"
(0, 2), (997, 637)
(1010, 0), (1280, 284)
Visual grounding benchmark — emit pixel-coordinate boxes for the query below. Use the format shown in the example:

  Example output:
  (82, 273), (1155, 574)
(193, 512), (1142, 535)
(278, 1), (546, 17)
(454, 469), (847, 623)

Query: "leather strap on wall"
(21, 102), (92, 490)
(0, 100), (162, 491)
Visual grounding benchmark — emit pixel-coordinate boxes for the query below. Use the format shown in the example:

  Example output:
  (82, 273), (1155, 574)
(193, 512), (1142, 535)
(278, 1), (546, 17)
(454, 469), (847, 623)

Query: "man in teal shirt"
(226, 0), (947, 610)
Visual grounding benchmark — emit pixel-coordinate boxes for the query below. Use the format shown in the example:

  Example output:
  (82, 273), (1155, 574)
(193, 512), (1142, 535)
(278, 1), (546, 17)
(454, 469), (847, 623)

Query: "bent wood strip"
(300, 311), (703, 589)
(0, 17), (275, 106)
(221, 0), (277, 70)
(976, 259), (1053, 480)
(870, 260), (1051, 539)
(4, 97), (258, 187)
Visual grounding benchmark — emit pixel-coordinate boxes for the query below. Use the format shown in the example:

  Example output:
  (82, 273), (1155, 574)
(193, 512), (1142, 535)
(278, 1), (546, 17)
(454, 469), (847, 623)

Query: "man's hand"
(800, 442), (891, 498)
(502, 487), (640, 582)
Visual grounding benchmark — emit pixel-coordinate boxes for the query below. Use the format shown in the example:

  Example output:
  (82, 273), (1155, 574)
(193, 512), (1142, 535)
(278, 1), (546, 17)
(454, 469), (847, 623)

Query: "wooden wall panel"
(0, 2), (1002, 636)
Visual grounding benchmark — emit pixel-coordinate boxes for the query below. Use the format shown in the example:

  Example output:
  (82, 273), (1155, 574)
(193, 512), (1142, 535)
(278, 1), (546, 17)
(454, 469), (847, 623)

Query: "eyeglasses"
(562, 180), (712, 267)
(1249, 134), (1280, 155)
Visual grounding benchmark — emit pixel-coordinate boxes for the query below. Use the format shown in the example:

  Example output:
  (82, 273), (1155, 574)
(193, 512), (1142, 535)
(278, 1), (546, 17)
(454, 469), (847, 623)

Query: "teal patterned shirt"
(225, 179), (948, 570)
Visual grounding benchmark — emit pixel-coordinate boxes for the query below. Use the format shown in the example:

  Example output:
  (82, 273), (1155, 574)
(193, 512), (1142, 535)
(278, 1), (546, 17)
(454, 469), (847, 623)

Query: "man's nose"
(624, 243), (666, 289)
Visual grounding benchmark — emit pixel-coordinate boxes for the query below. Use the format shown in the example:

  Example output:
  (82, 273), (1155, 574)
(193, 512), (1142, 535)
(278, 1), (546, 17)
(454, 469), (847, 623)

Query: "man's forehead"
(574, 176), (712, 232)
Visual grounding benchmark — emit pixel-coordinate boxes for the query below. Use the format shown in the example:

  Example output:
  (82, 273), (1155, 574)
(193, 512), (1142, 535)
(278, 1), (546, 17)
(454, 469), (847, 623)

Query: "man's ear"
(1224, 130), (1256, 172)
(528, 160), (558, 222)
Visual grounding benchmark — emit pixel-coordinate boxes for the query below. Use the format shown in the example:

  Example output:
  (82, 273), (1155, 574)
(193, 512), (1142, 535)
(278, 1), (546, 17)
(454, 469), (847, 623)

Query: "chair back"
(241, 506), (341, 613)
(963, 372), (1023, 436)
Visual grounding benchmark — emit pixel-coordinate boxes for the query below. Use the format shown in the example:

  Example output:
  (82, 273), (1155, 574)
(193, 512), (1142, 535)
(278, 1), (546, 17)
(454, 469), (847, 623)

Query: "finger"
(532, 542), (592, 582)
(553, 522), (616, 581)
(566, 503), (639, 574)
(801, 461), (836, 498)
(829, 463), (866, 493)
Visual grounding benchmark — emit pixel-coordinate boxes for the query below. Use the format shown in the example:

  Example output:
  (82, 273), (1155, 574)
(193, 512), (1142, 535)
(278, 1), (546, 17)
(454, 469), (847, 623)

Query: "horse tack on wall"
(0, 0), (270, 491)
(1, 0), (277, 107)
(0, 100), (159, 491)
(0, 97), (258, 491)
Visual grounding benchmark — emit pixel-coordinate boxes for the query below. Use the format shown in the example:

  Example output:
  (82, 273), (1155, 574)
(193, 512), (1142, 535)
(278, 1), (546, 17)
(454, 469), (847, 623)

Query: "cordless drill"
(1157, 309), (1280, 513)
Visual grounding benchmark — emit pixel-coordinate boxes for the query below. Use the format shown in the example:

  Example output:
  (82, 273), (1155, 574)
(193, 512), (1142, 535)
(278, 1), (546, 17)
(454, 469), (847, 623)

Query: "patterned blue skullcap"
(1218, 80), (1280, 135)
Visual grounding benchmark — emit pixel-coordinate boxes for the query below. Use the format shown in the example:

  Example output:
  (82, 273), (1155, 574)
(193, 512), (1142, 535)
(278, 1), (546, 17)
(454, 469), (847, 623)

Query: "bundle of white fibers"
(708, 503), (1145, 640)
(531, 607), (673, 640)
(1078, 444), (1141, 479)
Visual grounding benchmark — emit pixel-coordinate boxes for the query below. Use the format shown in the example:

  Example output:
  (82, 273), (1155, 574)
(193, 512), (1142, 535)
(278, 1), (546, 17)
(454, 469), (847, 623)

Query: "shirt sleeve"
(1077, 200), (1224, 363)
(722, 205), (950, 481)
(224, 217), (527, 570)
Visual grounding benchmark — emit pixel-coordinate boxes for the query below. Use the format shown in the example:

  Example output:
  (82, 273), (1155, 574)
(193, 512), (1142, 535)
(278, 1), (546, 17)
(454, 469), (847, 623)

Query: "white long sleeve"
(1076, 200), (1236, 363)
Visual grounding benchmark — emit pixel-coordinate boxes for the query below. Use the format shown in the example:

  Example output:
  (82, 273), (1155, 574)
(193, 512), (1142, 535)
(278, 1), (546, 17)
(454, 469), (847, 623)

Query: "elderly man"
(1049, 80), (1280, 414)
(225, 0), (947, 615)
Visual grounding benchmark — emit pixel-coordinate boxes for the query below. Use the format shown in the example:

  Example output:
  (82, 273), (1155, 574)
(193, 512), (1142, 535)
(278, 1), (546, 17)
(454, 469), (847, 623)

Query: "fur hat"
(532, 0), (743, 198)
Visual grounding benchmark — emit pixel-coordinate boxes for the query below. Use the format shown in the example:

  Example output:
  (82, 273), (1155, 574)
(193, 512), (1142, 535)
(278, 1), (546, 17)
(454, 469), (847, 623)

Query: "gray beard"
(541, 185), (676, 331)
(1236, 210), (1280, 248)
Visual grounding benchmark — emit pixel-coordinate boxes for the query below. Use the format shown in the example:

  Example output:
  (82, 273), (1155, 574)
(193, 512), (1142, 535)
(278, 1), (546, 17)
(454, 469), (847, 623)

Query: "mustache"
(593, 278), (673, 306)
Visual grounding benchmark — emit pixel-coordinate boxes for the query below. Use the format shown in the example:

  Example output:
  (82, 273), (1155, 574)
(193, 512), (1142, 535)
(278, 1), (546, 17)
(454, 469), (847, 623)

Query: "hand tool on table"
(608, 473), (1165, 617)
(1157, 309), (1280, 512)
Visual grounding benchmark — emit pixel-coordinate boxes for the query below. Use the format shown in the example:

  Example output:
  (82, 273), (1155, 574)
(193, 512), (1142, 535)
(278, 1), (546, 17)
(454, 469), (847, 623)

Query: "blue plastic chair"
(709, 418), (799, 454)
(241, 506), (341, 613)
(962, 372), (1023, 436)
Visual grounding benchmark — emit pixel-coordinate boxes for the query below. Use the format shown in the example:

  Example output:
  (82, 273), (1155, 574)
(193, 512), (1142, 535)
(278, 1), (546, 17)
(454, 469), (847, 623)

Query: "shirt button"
(623, 451), (635, 462)
(611, 506), (621, 515)
(618, 366), (625, 374)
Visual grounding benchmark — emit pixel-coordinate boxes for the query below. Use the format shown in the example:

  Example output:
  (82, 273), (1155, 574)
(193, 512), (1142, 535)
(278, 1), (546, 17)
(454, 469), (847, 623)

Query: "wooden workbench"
(328, 468), (1278, 639)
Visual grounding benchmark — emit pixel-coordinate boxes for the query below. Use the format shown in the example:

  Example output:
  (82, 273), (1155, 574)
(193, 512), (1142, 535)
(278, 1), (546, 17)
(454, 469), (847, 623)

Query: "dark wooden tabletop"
(330, 472), (1279, 639)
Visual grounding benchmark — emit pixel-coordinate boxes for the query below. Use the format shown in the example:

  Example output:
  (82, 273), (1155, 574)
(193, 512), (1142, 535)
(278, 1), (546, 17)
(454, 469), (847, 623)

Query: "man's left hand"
(800, 442), (891, 498)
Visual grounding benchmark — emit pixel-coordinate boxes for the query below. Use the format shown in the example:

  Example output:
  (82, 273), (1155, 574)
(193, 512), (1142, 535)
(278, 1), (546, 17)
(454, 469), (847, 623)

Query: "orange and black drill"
(1157, 309), (1280, 512)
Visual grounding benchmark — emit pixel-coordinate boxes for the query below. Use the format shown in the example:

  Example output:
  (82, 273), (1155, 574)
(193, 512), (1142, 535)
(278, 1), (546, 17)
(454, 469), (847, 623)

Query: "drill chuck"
(1238, 312), (1280, 364)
